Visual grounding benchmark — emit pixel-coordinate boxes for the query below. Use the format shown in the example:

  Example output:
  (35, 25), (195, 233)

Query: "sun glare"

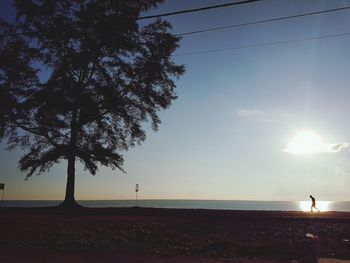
(284, 130), (323, 155)
(299, 201), (331, 212)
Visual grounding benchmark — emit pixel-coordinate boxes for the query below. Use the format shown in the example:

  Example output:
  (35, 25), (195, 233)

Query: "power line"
(174, 32), (350, 56)
(138, 0), (262, 20)
(0, 0), (263, 39)
(178, 6), (350, 37)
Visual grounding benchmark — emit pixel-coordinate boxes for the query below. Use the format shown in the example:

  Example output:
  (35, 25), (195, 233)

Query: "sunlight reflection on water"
(299, 201), (331, 212)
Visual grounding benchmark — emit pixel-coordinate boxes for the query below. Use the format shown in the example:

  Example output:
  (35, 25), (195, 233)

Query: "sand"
(0, 207), (350, 262)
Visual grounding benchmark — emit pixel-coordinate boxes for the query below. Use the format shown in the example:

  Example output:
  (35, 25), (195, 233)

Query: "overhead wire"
(137, 0), (262, 20)
(177, 6), (350, 37)
(0, 0), (263, 38)
(1, 1), (350, 59)
(174, 32), (350, 56)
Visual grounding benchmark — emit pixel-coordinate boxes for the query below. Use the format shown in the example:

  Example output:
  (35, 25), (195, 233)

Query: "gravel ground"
(0, 207), (350, 262)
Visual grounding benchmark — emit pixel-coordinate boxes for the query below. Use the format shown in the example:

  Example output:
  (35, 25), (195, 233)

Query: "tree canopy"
(0, 0), (184, 206)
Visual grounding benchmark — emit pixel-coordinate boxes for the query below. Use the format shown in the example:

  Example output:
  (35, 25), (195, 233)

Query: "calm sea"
(1, 200), (350, 212)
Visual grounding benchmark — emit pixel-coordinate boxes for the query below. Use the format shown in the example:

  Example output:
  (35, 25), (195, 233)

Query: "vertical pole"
(0, 184), (4, 206)
(135, 184), (139, 201)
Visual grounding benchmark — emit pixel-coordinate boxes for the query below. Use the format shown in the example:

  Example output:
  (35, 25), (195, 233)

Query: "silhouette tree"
(0, 0), (184, 207)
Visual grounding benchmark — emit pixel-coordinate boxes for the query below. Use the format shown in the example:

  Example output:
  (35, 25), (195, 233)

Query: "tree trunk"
(60, 110), (80, 208)
(61, 154), (79, 207)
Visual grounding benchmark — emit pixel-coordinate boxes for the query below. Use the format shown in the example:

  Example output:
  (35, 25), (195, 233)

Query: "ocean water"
(1, 199), (350, 212)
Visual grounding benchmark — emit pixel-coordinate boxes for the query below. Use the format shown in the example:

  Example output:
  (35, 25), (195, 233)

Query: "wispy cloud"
(236, 109), (280, 123)
(322, 142), (349, 153)
(283, 142), (349, 154)
(329, 166), (349, 177)
(282, 130), (349, 154)
(283, 141), (349, 154)
(237, 109), (264, 117)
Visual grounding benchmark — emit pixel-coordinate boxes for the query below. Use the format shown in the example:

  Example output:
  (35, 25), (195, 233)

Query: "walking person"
(309, 195), (320, 212)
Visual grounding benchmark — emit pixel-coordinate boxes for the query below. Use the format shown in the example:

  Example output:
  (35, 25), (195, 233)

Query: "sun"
(284, 130), (323, 155)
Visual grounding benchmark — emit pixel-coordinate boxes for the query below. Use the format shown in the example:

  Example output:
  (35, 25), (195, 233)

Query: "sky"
(1, 0), (350, 201)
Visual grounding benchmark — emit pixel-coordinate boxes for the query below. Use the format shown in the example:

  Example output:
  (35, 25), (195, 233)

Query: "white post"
(135, 184), (139, 201)
(0, 183), (4, 204)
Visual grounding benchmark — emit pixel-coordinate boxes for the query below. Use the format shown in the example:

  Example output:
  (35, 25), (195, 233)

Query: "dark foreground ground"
(0, 207), (350, 262)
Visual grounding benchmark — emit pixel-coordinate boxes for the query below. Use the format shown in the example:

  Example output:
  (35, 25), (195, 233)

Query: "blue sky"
(1, 0), (350, 201)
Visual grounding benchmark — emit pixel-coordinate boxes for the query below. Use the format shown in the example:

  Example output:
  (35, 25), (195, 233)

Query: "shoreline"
(3, 199), (350, 215)
(2, 206), (350, 218)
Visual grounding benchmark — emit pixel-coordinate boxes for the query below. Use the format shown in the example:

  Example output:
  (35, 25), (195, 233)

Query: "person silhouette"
(309, 195), (320, 212)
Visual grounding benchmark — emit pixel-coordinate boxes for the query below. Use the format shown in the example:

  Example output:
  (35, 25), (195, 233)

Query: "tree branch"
(7, 121), (61, 148)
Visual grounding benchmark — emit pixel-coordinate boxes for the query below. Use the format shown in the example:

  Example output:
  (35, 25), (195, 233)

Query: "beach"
(0, 207), (350, 262)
